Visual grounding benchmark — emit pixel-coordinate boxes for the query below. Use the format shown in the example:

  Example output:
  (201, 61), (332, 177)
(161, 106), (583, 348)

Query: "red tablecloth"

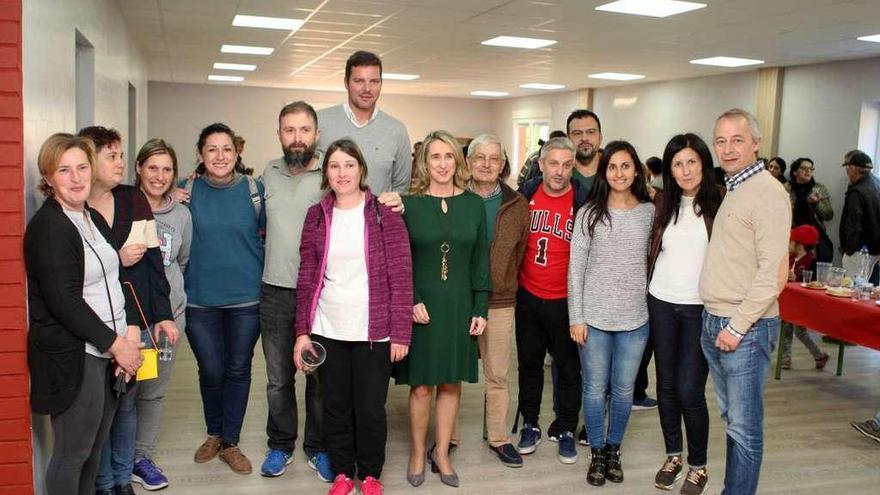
(779, 282), (880, 351)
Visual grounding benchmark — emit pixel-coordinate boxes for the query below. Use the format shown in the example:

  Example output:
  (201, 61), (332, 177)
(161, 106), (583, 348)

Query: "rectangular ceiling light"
(595, 0), (706, 18)
(213, 62), (256, 71)
(208, 75), (244, 82)
(520, 83), (566, 90)
(857, 34), (880, 43)
(471, 90), (509, 97)
(481, 36), (556, 49)
(383, 73), (420, 81)
(232, 15), (305, 31)
(588, 72), (645, 81)
(221, 44), (274, 55)
(690, 56), (764, 67)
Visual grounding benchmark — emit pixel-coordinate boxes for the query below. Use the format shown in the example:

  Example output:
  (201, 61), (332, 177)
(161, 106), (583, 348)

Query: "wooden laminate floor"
(147, 332), (880, 494)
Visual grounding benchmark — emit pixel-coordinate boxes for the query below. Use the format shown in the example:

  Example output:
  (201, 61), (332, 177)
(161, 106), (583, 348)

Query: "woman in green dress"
(396, 130), (490, 488)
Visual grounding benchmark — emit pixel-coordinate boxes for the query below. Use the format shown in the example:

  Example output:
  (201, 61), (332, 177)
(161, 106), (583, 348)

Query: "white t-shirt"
(311, 200), (381, 341)
(648, 196), (708, 305)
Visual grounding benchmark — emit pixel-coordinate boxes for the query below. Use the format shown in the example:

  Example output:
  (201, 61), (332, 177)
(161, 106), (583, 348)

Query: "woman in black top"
(25, 133), (143, 495)
(76, 126), (178, 495)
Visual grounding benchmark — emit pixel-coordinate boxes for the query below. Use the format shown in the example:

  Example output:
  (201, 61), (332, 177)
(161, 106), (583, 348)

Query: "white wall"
(777, 56), (880, 254)
(490, 89), (584, 151)
(148, 82), (495, 177)
(592, 72), (758, 159)
(22, 0), (149, 491)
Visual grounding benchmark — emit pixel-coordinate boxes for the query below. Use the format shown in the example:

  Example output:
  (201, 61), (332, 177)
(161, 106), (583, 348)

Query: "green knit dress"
(393, 191), (490, 386)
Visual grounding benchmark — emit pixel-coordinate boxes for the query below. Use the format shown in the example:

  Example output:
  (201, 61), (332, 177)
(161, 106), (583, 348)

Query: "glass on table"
(800, 269), (813, 284)
(860, 283), (874, 302)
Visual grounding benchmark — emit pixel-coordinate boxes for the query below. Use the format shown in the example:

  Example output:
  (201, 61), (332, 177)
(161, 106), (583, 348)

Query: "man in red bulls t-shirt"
(514, 137), (589, 464)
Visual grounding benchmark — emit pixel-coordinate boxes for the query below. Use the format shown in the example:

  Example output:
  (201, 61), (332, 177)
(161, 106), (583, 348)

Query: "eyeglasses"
(799, 166), (815, 171)
(471, 155), (502, 166)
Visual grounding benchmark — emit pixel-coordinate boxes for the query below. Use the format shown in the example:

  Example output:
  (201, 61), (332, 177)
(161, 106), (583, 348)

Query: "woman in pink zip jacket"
(293, 138), (413, 495)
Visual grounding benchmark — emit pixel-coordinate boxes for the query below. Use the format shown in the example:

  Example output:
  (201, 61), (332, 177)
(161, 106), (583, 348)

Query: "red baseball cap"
(790, 225), (819, 247)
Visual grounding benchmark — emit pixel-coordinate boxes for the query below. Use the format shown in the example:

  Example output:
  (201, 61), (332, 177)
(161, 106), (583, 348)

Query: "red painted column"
(0, 0), (33, 493)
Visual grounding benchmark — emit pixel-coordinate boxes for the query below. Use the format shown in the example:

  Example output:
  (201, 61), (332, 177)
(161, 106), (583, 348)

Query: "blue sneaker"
(517, 423), (541, 455)
(131, 457), (169, 491)
(260, 449), (292, 477)
(558, 431), (577, 464)
(308, 452), (334, 482)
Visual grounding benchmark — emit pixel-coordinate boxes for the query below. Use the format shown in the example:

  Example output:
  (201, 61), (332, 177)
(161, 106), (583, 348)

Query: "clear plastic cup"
(801, 269), (813, 283)
(300, 340), (327, 374)
(815, 262), (832, 284)
(860, 283), (874, 302)
(158, 332), (173, 362)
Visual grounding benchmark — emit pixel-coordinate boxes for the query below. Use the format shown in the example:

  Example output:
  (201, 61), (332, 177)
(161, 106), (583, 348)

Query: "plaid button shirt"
(724, 160), (765, 192)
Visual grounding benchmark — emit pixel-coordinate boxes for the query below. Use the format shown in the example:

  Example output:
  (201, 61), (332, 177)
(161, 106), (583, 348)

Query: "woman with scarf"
(785, 157), (834, 262)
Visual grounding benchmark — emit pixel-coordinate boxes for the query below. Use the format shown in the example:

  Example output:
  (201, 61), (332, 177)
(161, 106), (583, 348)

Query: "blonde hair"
(410, 130), (470, 195)
(37, 133), (96, 197)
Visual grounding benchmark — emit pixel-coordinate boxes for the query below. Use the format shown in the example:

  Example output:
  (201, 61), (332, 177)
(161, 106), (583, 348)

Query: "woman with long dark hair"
(785, 157), (834, 261)
(647, 133), (722, 495)
(569, 140), (654, 487)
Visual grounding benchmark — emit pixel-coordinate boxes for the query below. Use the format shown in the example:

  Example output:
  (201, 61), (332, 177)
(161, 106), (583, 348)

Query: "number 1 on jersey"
(535, 237), (548, 266)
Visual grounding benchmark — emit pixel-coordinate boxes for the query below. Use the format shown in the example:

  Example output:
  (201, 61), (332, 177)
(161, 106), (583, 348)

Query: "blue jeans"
(186, 304), (261, 444)
(701, 312), (778, 495)
(579, 323), (649, 447)
(96, 327), (156, 489)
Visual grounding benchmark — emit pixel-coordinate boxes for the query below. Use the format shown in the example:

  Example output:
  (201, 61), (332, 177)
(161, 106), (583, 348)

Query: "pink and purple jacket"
(294, 189), (413, 345)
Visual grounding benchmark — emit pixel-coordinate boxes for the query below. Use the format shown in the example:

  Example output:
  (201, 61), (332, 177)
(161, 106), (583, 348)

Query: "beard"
(576, 145), (596, 163)
(283, 142), (316, 168)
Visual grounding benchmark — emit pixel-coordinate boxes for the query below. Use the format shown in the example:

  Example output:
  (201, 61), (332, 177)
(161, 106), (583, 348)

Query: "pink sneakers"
(327, 474), (355, 495)
(360, 476), (384, 495)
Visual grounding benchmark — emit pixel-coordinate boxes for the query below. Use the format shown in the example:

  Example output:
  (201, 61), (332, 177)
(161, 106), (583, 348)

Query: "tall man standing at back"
(317, 50), (412, 193)
(258, 101), (332, 481)
(699, 108), (790, 495)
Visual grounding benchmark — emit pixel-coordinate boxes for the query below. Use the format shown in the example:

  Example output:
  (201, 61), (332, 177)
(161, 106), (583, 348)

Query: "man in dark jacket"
(839, 151), (880, 281)
(514, 137), (589, 464)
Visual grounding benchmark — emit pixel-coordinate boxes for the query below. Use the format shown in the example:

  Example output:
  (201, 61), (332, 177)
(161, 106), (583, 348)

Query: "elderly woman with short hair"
(465, 134), (529, 468)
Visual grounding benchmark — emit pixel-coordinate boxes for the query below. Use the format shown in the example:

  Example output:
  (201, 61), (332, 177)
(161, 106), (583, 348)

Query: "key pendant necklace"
(440, 241), (450, 280)
(436, 196), (452, 281)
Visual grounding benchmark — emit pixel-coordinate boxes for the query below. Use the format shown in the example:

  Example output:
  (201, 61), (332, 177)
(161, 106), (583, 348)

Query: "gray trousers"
(781, 321), (824, 360)
(134, 313), (184, 460)
(46, 354), (118, 495)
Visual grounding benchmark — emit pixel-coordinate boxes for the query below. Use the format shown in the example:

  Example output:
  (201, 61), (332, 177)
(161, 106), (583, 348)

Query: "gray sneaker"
(654, 455), (683, 490)
(679, 467), (708, 495)
(851, 419), (880, 444)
